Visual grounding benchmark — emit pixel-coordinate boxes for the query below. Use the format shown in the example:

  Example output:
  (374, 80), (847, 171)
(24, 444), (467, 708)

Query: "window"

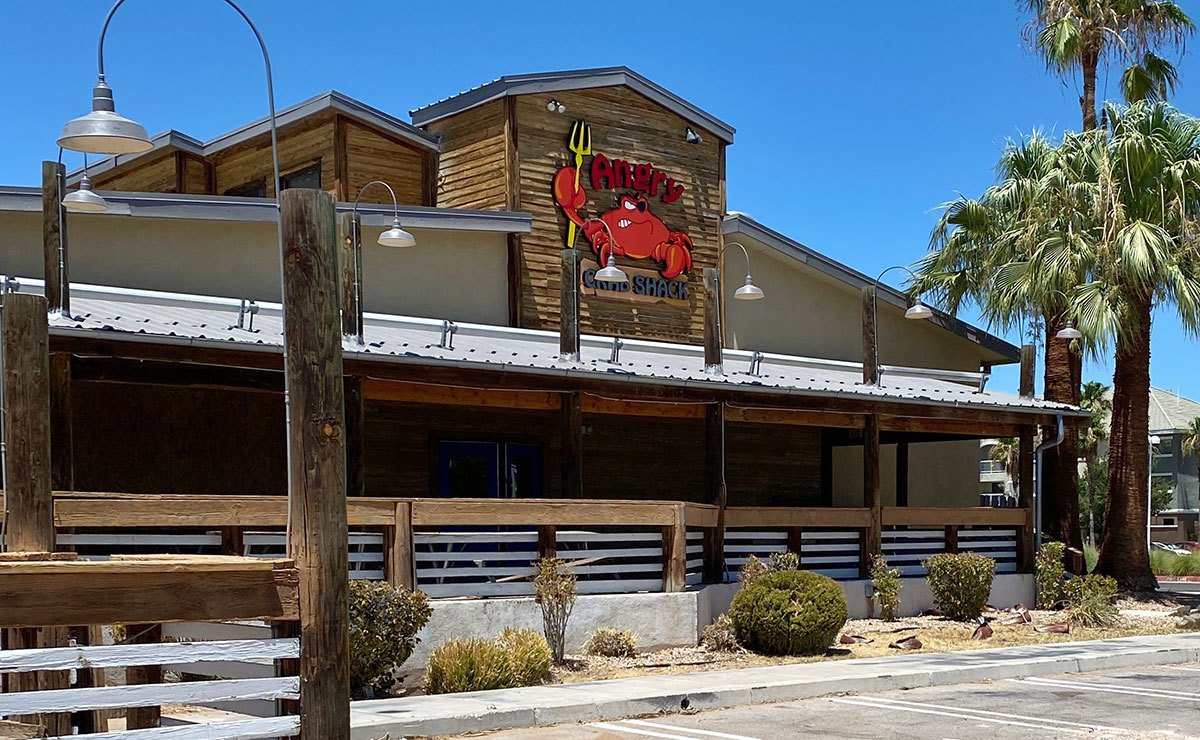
(223, 178), (266, 198)
(437, 441), (542, 498)
(280, 162), (321, 190)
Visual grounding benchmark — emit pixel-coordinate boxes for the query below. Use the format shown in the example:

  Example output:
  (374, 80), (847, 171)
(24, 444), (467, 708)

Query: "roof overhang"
(723, 213), (1020, 365)
(411, 67), (736, 145)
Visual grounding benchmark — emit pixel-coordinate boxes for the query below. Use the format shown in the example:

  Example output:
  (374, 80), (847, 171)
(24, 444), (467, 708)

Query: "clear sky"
(3, 0), (1199, 399)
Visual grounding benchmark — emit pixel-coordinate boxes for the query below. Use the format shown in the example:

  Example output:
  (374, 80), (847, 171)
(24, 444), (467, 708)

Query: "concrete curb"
(347, 633), (1200, 739)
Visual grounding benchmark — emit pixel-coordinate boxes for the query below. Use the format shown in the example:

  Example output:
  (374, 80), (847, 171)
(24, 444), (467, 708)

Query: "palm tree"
(1079, 381), (1112, 545)
(1021, 0), (1194, 130)
(914, 132), (1103, 550)
(990, 437), (1022, 498)
(1070, 101), (1200, 588)
(1181, 416), (1200, 510)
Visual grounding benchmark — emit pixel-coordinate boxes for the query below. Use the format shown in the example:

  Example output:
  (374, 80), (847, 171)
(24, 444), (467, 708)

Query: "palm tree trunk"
(1085, 451), (1097, 546)
(1082, 46), (1099, 130)
(1095, 295), (1156, 590)
(1042, 315), (1084, 551)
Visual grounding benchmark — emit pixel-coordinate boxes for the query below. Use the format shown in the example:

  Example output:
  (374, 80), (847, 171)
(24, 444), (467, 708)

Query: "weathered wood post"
(1017, 344), (1036, 571)
(703, 402), (726, 582)
(124, 623), (163, 729)
(281, 188), (350, 739)
(561, 391), (583, 498)
(661, 503), (687, 592)
(702, 268), (722, 373)
(861, 286), (878, 385)
(42, 161), (69, 316)
(338, 212), (359, 340)
(384, 502), (414, 591)
(862, 414), (882, 577)
(560, 250), (580, 361)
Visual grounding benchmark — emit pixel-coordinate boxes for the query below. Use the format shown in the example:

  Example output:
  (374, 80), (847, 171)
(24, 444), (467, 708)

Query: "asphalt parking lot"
(470, 661), (1200, 739)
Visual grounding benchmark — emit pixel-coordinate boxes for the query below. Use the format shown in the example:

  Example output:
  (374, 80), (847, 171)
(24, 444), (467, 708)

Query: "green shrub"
(701, 613), (740, 652)
(769, 550), (799, 572)
(923, 552), (995, 621)
(739, 555), (770, 587)
(496, 628), (552, 686)
(584, 627), (638, 658)
(1150, 551), (1200, 576)
(729, 570), (847, 656)
(1084, 544), (1099, 574)
(533, 557), (576, 663)
(1063, 574), (1119, 627)
(1036, 541), (1067, 609)
(424, 638), (513, 695)
(348, 581), (432, 698)
(869, 555), (901, 621)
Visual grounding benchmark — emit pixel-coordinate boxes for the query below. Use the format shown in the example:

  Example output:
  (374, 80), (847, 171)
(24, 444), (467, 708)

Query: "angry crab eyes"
(622, 199), (637, 210)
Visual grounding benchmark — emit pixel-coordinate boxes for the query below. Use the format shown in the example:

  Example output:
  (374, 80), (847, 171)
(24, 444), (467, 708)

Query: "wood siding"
(425, 100), (508, 210)
(181, 154), (211, 194)
(513, 87), (725, 342)
(343, 119), (427, 206)
(93, 152), (178, 193)
(726, 422), (822, 506)
(212, 113), (336, 198)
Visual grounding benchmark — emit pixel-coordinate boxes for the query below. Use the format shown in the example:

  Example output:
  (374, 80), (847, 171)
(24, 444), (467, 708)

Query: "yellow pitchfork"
(566, 120), (591, 248)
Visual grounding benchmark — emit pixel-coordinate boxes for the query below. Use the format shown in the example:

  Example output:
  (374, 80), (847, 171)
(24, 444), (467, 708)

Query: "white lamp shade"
(1056, 323), (1083, 340)
(734, 275), (764, 300)
(595, 256), (628, 284)
(58, 110), (152, 155)
(62, 177), (109, 213)
(904, 298), (934, 320)
(377, 220), (416, 248)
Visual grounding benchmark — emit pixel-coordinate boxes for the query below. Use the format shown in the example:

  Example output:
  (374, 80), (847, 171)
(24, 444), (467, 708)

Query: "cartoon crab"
(553, 166), (694, 280)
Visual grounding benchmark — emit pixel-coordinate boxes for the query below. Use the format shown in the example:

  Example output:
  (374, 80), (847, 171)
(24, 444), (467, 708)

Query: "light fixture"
(348, 180), (418, 344)
(685, 127), (703, 144)
(724, 243), (765, 301)
(58, 81), (152, 155)
(1055, 319), (1083, 340)
(62, 175), (109, 213)
(378, 217), (416, 248)
(904, 296), (934, 320)
(594, 253), (628, 284)
(547, 99), (567, 114)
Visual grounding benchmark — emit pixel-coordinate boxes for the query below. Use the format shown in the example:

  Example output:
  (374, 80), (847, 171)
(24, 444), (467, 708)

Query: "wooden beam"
(705, 403), (726, 583)
(410, 499), (678, 527)
(3, 293), (54, 553)
(1018, 427), (1035, 571)
(725, 406), (864, 429)
(862, 414), (881, 577)
(862, 286), (878, 385)
(71, 356), (281, 393)
(47, 495), (398, 528)
(895, 440), (909, 508)
(384, 502), (414, 591)
(344, 376), (364, 498)
(333, 114), (349, 203)
(42, 161), (68, 315)
(362, 378), (558, 410)
(0, 558), (300, 627)
(703, 267), (721, 373)
(882, 506), (1029, 527)
(723, 507), (872, 529)
(124, 623), (163, 730)
(48, 354), (73, 493)
(880, 415), (1022, 437)
(173, 151), (187, 195)
(1020, 344), (1036, 398)
(583, 396), (704, 419)
(279, 188), (350, 739)
(561, 392), (583, 498)
(661, 503), (687, 593)
(560, 249), (580, 361)
(684, 503), (719, 528)
(338, 212), (358, 339)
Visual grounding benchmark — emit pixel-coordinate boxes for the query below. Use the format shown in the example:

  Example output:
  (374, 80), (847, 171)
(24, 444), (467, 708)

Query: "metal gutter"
(1035, 415), (1066, 551)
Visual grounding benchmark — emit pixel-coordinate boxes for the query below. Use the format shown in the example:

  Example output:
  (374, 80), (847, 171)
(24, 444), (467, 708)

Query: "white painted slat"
(557, 531), (661, 543)
(800, 556), (861, 565)
(243, 532), (380, 545)
(420, 583), (536, 597)
(0, 676), (298, 715)
(349, 570), (385, 580)
(722, 544), (788, 554)
(802, 544), (860, 554)
(801, 531), (860, 541)
(57, 534), (222, 546)
(417, 565), (536, 578)
(164, 660), (273, 681)
(0, 638), (297, 673)
(568, 563), (661, 575)
(557, 547), (662, 559)
(48, 715), (300, 740)
(415, 551), (537, 562)
(883, 530), (944, 539)
(414, 532), (537, 544)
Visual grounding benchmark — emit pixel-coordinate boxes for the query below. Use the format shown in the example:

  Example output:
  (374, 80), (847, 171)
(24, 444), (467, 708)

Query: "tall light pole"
(1149, 434), (1161, 553)
(860, 265), (933, 385)
(346, 181), (416, 345)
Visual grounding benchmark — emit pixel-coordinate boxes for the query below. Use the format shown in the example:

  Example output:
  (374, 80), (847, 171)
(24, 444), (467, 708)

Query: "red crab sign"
(552, 120), (693, 304)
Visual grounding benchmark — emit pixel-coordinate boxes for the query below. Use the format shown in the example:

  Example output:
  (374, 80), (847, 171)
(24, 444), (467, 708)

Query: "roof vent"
(232, 299), (259, 332)
(607, 337), (623, 365)
(747, 351), (764, 377)
(439, 320), (458, 350)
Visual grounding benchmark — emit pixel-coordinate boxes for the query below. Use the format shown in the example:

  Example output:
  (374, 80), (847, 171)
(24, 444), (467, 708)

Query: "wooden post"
(273, 619), (301, 719)
(124, 623), (163, 730)
(662, 503), (687, 592)
(1018, 425), (1036, 571)
(69, 626), (109, 733)
(338, 212), (358, 340)
(704, 402), (727, 582)
(537, 526), (557, 560)
(281, 188), (350, 739)
(1019, 344), (1035, 399)
(384, 502), (414, 590)
(862, 286), (878, 385)
(787, 527), (803, 557)
(862, 414), (882, 577)
(945, 525), (959, 554)
(344, 375), (364, 498)
(3, 293), (54, 553)
(895, 440), (909, 507)
(561, 391), (583, 498)
(702, 267), (722, 373)
(560, 250), (580, 361)
(219, 527), (244, 557)
(48, 353), (73, 493)
(42, 161), (69, 316)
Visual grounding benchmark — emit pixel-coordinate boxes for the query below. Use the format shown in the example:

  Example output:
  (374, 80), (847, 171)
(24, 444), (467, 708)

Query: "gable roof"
(722, 212), (1021, 364)
(410, 67), (736, 144)
(1149, 387), (1200, 433)
(69, 90), (439, 184)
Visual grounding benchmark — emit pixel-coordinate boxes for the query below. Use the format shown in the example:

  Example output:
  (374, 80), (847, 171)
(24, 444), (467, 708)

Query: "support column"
(42, 161), (69, 316)
(861, 286), (878, 385)
(338, 212), (358, 340)
(896, 440), (909, 507)
(344, 375), (364, 498)
(862, 414), (882, 577)
(662, 503), (687, 592)
(560, 250), (580, 361)
(561, 391), (583, 498)
(281, 188), (350, 740)
(702, 268), (722, 373)
(704, 402), (727, 583)
(384, 502), (414, 591)
(1018, 344), (1036, 571)
(124, 624), (163, 729)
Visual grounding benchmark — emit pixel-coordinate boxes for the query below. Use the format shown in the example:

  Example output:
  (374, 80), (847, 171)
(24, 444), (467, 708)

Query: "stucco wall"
(724, 236), (986, 372)
(832, 440), (980, 508)
(0, 210), (510, 326)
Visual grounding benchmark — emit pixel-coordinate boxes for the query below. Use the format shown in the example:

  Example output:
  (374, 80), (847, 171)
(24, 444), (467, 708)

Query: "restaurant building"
(0, 68), (1084, 647)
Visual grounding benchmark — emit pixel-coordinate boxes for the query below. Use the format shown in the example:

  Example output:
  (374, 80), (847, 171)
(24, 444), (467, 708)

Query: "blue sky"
(3, 0), (1199, 399)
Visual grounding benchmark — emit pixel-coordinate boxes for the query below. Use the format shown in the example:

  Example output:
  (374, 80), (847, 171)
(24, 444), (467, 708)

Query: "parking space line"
(1014, 676), (1200, 700)
(852, 696), (1121, 732)
(621, 719), (762, 740)
(827, 697), (1085, 733)
(590, 721), (714, 740)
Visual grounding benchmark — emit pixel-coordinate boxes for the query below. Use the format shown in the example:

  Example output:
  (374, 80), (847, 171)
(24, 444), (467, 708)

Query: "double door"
(437, 441), (542, 498)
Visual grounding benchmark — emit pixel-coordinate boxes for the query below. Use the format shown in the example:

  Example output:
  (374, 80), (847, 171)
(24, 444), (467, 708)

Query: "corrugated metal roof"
(14, 279), (1084, 419)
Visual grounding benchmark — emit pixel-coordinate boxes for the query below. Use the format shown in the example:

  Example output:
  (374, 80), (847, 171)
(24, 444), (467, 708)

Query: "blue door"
(438, 441), (542, 498)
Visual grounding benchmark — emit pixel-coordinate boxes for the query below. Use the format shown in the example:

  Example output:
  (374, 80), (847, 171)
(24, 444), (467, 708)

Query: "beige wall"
(724, 237), (987, 372)
(0, 211), (510, 326)
(832, 440), (981, 508)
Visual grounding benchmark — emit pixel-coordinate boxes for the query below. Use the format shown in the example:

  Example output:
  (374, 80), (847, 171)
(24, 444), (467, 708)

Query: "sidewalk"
(348, 632), (1200, 739)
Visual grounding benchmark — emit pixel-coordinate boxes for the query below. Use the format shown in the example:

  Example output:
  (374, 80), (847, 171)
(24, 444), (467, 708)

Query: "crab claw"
(552, 167), (587, 224)
(655, 233), (694, 280)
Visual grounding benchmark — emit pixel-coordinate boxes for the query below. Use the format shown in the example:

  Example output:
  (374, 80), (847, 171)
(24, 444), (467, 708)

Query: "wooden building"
(0, 67), (1085, 608)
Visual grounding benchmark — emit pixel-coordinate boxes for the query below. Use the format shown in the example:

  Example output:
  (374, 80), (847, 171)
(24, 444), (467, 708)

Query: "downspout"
(1034, 415), (1065, 552)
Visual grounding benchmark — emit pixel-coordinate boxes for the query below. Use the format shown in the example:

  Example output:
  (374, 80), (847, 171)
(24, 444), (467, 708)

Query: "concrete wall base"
(408, 574), (1032, 666)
